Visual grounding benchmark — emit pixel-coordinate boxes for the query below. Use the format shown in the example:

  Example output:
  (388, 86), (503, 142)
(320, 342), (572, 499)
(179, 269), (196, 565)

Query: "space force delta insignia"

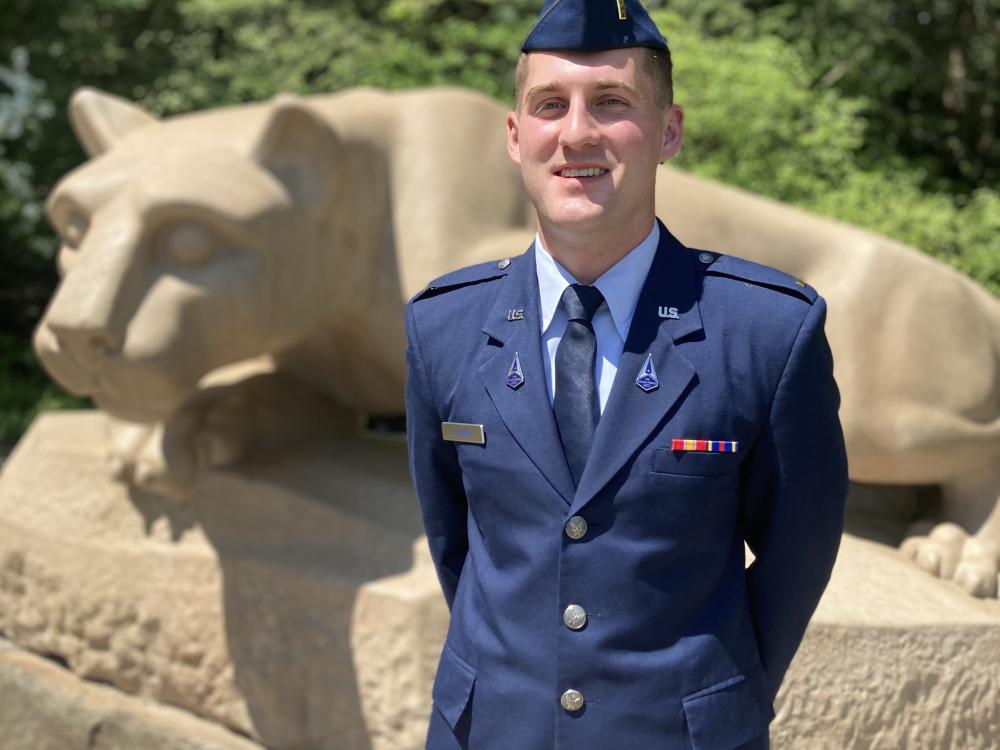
(635, 354), (658, 392)
(671, 438), (739, 453)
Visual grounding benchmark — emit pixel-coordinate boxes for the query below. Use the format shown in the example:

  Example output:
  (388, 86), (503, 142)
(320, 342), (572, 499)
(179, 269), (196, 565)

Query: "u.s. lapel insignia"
(635, 353), (658, 392)
(507, 308), (524, 321)
(658, 305), (679, 320)
(506, 352), (525, 390)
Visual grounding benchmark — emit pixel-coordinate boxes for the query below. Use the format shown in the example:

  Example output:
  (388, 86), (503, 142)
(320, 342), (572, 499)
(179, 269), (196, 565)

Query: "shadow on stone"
(843, 481), (942, 547)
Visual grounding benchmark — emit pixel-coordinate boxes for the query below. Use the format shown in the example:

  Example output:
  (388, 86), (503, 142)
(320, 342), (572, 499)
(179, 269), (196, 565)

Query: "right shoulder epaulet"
(693, 249), (817, 304)
(410, 256), (517, 303)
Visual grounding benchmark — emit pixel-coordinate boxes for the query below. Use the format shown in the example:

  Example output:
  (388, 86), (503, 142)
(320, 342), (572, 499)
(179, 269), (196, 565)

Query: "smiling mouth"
(558, 167), (608, 178)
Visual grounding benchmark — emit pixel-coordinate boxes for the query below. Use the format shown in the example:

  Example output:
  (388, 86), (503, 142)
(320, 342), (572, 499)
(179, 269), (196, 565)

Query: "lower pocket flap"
(682, 672), (770, 750)
(431, 645), (477, 730)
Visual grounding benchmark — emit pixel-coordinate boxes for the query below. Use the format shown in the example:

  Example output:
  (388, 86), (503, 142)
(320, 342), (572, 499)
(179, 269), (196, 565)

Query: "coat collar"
(570, 220), (702, 513)
(479, 221), (704, 509)
(534, 222), (660, 342)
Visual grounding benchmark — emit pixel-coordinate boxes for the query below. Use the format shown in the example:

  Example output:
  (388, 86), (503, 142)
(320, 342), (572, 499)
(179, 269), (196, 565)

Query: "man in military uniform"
(405, 1), (848, 748)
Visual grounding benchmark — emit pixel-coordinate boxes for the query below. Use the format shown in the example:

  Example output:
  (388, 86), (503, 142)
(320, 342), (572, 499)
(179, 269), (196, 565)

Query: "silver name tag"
(441, 422), (485, 445)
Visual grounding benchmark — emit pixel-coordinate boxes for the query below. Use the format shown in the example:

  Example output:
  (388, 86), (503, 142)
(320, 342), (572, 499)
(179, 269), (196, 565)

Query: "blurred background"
(1, 0), (998, 454)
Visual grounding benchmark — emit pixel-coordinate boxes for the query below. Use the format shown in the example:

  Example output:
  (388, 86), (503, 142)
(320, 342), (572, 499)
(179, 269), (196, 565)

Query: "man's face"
(507, 48), (683, 237)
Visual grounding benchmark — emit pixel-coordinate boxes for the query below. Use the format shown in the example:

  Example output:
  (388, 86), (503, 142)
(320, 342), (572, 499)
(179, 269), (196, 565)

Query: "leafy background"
(1, 0), (997, 445)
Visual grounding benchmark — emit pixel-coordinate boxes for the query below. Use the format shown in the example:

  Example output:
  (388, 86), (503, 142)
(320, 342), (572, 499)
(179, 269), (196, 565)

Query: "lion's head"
(35, 89), (347, 422)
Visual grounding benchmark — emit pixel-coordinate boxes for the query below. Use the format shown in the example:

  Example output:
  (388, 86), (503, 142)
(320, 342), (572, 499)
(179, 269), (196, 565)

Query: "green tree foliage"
(0, 47), (57, 328)
(0, 49), (88, 444)
(653, 6), (1000, 293)
(1, 0), (185, 331)
(0, 0), (996, 443)
(145, 0), (537, 112)
(747, 0), (999, 193)
(660, 12), (868, 205)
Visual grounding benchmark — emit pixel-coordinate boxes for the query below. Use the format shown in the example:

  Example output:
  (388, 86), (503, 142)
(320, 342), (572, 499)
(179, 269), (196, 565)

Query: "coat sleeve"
(405, 301), (470, 611)
(740, 296), (849, 701)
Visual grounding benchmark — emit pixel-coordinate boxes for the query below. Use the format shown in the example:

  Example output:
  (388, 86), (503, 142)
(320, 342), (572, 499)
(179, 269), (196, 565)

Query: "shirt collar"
(534, 221), (660, 340)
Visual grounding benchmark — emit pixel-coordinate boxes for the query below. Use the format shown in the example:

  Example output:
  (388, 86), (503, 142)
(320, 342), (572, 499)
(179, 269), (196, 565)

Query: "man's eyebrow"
(594, 78), (639, 96)
(524, 82), (562, 101)
(524, 78), (640, 101)
(597, 78), (635, 91)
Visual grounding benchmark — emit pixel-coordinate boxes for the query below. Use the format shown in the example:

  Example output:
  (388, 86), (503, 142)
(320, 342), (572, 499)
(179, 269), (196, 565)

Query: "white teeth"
(560, 167), (607, 178)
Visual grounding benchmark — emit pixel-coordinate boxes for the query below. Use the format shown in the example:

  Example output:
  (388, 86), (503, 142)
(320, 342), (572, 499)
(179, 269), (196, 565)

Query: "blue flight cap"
(522, 0), (669, 53)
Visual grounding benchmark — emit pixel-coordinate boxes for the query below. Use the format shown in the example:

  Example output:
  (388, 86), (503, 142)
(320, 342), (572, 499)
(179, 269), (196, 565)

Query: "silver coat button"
(565, 515), (588, 540)
(698, 252), (714, 264)
(563, 604), (587, 630)
(560, 688), (585, 712)
(497, 258), (511, 269)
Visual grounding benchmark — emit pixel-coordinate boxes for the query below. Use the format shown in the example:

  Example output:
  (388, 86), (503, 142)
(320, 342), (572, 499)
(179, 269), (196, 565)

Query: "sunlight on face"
(507, 48), (682, 242)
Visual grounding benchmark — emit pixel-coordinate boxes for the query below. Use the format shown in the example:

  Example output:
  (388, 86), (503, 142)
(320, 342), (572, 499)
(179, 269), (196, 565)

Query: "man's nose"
(559, 100), (599, 150)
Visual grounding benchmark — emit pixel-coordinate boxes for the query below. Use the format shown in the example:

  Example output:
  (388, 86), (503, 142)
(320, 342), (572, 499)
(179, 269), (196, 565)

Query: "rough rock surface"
(773, 534), (1000, 749)
(0, 410), (446, 750)
(0, 635), (264, 750)
(2, 411), (999, 749)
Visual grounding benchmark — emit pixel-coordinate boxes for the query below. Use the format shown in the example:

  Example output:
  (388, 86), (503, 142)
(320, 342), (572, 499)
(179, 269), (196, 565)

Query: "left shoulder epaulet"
(410, 256), (516, 304)
(692, 249), (817, 304)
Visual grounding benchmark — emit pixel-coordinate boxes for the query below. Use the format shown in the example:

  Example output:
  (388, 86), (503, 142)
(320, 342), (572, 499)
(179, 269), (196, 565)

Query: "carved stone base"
(1, 411), (998, 749)
(774, 534), (1000, 749)
(0, 410), (446, 750)
(0, 635), (263, 750)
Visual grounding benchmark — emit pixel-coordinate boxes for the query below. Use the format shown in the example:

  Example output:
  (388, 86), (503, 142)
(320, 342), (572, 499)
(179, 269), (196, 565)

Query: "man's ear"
(506, 110), (522, 166)
(252, 93), (342, 222)
(69, 87), (159, 157)
(659, 104), (684, 163)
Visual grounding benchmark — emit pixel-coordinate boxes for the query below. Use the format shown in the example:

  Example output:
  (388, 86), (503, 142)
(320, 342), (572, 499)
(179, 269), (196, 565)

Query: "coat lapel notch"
(479, 252), (576, 505)
(570, 224), (703, 513)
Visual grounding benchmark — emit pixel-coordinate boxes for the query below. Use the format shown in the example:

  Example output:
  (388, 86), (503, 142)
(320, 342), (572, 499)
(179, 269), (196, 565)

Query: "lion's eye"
(63, 214), (88, 249)
(162, 221), (214, 266)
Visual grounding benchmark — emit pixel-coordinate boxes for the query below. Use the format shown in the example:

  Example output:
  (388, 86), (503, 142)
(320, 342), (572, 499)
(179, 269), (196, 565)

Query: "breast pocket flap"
(652, 447), (740, 476)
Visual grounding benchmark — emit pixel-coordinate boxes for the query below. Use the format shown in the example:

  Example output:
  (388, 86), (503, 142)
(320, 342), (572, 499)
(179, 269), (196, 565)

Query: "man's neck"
(537, 214), (656, 285)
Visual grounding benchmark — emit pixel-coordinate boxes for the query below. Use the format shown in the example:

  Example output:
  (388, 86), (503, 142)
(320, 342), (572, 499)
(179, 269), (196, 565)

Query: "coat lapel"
(480, 250), (577, 505)
(570, 223), (704, 514)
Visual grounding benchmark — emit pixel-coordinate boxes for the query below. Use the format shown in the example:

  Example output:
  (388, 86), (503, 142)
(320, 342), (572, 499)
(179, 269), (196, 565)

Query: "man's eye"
(537, 100), (564, 112)
(599, 97), (627, 107)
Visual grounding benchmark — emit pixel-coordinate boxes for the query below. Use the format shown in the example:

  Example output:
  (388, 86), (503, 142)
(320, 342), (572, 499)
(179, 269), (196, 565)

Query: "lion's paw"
(953, 538), (1000, 598)
(106, 419), (199, 497)
(901, 522), (1000, 598)
(104, 391), (254, 498)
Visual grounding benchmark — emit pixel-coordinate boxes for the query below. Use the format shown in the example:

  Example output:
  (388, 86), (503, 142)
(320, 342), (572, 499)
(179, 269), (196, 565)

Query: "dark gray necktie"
(554, 283), (605, 486)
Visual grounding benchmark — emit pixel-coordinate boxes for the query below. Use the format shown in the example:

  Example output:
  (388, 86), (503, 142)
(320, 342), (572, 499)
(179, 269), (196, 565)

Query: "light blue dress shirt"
(534, 222), (660, 413)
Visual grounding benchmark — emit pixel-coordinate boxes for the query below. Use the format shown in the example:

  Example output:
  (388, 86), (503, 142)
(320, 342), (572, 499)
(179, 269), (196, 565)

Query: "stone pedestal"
(0, 635), (263, 750)
(773, 534), (1000, 749)
(1, 410), (998, 749)
(0, 410), (447, 750)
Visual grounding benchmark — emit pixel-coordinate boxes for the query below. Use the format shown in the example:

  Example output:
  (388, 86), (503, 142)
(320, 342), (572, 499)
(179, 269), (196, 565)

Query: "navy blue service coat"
(405, 221), (848, 750)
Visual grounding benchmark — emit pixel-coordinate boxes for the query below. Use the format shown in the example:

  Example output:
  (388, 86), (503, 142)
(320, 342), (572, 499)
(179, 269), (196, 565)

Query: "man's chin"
(541, 205), (610, 234)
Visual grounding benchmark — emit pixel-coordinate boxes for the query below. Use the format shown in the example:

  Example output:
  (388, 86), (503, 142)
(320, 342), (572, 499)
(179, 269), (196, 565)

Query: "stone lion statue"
(33, 86), (1000, 597)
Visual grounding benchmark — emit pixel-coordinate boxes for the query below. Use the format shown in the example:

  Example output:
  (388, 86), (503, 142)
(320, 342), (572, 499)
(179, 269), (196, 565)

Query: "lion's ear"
(252, 94), (341, 221)
(69, 87), (159, 157)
